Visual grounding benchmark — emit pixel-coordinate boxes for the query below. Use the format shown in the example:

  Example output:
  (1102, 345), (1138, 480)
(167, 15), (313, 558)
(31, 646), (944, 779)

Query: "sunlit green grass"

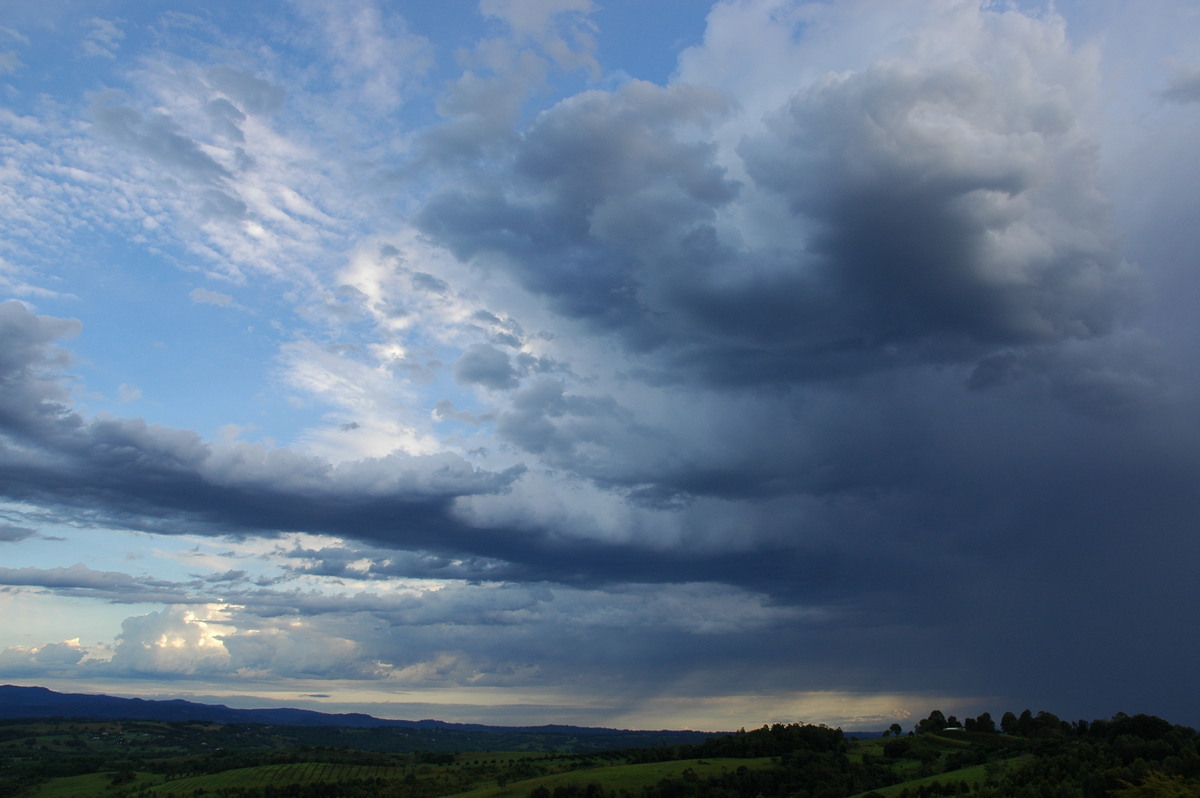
(846, 754), (1035, 798)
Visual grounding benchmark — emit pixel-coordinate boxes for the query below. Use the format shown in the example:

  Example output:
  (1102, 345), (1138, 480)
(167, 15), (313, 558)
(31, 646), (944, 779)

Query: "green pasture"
(923, 731), (973, 748)
(847, 763), (988, 798)
(847, 754), (1034, 798)
(24, 771), (163, 797)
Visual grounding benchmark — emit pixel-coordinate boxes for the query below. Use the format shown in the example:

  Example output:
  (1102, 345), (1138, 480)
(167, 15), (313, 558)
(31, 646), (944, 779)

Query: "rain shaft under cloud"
(1, 0), (1199, 730)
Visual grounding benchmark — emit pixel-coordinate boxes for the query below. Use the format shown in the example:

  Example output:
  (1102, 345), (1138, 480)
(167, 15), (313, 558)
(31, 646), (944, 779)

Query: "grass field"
(23, 763), (410, 797)
(19, 756), (773, 797)
(846, 754), (1035, 798)
(13, 730), (1014, 797)
(25, 771), (163, 797)
(447, 756), (775, 798)
(146, 762), (410, 794)
(846, 763), (989, 798)
(6, 718), (1130, 798)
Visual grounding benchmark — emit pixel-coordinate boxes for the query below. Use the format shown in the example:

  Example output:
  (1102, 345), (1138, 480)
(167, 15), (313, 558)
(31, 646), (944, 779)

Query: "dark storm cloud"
(740, 62), (1137, 350)
(418, 80), (738, 344)
(416, 69), (526, 165)
(454, 343), (519, 390)
(202, 569), (249, 584)
(418, 58), (1138, 393)
(281, 542), (518, 583)
(403, 24), (1200, 721)
(5, 0), (1200, 727)
(0, 523), (38, 543)
(495, 378), (639, 460)
(0, 563), (196, 604)
(967, 333), (1168, 419)
(0, 299), (80, 428)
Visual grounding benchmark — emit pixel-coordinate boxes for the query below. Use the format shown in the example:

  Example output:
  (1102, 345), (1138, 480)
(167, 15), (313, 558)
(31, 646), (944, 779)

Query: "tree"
(917, 710), (947, 734)
(1033, 710), (1066, 737)
(889, 723), (904, 738)
(1001, 711), (1018, 735)
(1111, 772), (1198, 797)
(974, 712), (996, 734)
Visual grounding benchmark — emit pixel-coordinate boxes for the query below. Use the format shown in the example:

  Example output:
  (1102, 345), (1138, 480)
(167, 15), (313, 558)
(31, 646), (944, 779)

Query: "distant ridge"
(0, 685), (711, 738)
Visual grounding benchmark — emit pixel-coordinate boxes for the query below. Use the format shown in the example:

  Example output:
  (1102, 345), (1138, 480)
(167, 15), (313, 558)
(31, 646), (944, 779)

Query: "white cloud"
(479, 0), (598, 73)
(82, 17), (124, 60)
(290, 0), (434, 112)
(189, 287), (239, 308)
(0, 50), (22, 76)
(3, 0), (1200, 729)
(110, 606), (233, 676)
(0, 638), (89, 674)
(277, 338), (442, 460)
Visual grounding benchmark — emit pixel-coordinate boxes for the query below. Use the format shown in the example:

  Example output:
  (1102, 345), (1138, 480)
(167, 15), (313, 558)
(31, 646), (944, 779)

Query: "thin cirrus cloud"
(1, 0), (1199, 730)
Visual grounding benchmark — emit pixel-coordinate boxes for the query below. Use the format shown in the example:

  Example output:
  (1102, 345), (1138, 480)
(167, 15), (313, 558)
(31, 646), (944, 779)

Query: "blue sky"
(2, 0), (1200, 732)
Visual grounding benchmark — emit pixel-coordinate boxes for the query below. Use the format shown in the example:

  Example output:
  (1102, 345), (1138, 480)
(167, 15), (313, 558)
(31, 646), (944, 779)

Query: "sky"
(1, 0), (1199, 733)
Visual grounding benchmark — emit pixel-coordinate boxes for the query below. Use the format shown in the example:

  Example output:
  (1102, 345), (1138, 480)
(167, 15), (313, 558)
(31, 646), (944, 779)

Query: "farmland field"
(448, 756), (775, 798)
(4, 709), (1197, 797)
(146, 762), (409, 794)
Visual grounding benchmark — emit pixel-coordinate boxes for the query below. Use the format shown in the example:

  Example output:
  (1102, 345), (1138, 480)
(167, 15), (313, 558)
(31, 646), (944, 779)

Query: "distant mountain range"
(0, 684), (708, 739)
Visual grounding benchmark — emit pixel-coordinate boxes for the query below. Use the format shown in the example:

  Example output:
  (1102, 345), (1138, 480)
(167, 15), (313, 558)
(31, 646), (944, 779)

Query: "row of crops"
(150, 762), (409, 794)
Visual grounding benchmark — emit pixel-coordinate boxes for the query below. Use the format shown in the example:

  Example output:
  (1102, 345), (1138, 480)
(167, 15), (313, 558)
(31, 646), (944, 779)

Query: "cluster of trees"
(910, 708), (1182, 741)
(623, 722), (845, 764)
(4, 709), (1198, 797)
(543, 712), (1200, 798)
(901, 709), (999, 734)
(880, 709), (1200, 798)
